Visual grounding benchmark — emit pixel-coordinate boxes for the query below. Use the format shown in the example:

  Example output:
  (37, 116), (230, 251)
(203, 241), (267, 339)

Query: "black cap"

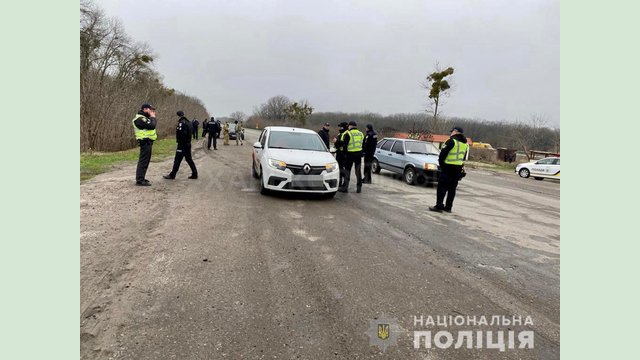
(366, 123), (373, 130)
(176, 110), (185, 117)
(338, 122), (348, 127)
(450, 126), (464, 133)
(141, 103), (156, 110)
(348, 121), (357, 126)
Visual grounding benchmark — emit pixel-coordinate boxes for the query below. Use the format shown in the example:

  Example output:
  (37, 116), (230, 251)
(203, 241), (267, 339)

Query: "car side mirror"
(253, 142), (262, 149)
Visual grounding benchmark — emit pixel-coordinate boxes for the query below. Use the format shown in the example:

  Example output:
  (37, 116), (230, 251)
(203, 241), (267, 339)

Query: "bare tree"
(255, 95), (291, 121)
(229, 111), (246, 123)
(284, 100), (314, 127)
(512, 114), (549, 160)
(422, 64), (455, 133)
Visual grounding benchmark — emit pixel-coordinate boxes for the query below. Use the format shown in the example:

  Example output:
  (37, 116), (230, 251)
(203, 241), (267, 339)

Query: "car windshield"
(268, 131), (328, 151)
(405, 141), (440, 155)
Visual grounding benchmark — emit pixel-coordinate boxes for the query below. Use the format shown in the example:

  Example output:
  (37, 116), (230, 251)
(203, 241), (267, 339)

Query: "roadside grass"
(80, 138), (185, 181)
(466, 160), (517, 173)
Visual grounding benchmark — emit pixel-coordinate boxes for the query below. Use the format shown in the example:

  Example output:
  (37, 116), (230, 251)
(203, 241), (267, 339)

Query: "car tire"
(534, 177), (544, 181)
(404, 167), (416, 185)
(372, 159), (381, 174)
(259, 167), (269, 195)
(519, 168), (530, 178)
(252, 159), (259, 179)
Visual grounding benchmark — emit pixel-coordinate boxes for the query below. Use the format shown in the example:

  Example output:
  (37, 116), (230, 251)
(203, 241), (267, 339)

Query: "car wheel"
(252, 159), (259, 179)
(259, 167), (269, 195)
(534, 177), (544, 181)
(372, 159), (381, 174)
(519, 168), (530, 178)
(404, 167), (416, 185)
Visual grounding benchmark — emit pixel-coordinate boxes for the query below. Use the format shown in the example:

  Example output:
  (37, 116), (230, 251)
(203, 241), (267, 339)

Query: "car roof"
(265, 126), (317, 135)
(380, 137), (434, 143)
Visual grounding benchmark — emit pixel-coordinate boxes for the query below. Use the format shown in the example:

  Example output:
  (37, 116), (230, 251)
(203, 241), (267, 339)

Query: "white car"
(516, 157), (560, 181)
(252, 126), (339, 196)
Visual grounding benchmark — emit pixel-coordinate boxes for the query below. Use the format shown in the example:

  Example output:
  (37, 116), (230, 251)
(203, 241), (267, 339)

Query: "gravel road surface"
(81, 129), (559, 359)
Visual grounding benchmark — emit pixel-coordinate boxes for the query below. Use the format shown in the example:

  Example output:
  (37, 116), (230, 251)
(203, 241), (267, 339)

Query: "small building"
(393, 132), (473, 149)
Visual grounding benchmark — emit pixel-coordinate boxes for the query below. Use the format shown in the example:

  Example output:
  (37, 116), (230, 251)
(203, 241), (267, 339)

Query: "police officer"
(192, 118), (199, 140)
(339, 121), (364, 193)
(206, 117), (220, 150)
(202, 118), (209, 138)
(429, 126), (469, 213)
(333, 122), (348, 188)
(362, 123), (378, 184)
(132, 103), (157, 186)
(163, 111), (198, 180)
(318, 122), (330, 149)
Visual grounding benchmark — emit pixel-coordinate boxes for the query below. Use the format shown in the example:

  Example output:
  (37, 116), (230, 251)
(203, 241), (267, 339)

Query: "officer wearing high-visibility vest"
(430, 126), (469, 212)
(132, 103), (158, 186)
(332, 122), (349, 188)
(338, 121), (365, 193)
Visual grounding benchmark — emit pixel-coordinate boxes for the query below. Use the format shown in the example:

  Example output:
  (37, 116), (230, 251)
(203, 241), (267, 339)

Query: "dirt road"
(81, 129), (559, 359)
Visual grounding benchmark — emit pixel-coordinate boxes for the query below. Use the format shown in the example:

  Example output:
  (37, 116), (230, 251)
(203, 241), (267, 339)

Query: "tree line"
(245, 95), (559, 154)
(80, 1), (209, 151)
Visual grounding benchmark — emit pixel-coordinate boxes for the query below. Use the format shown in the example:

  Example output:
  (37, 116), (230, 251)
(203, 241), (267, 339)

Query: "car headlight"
(325, 162), (338, 173)
(424, 163), (438, 171)
(268, 158), (287, 171)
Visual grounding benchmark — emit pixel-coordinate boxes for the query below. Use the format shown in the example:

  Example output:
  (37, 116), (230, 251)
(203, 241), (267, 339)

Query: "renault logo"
(303, 164), (311, 174)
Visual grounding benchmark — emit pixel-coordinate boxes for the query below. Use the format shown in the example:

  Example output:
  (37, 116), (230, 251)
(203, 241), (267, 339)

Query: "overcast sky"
(98, 0), (559, 126)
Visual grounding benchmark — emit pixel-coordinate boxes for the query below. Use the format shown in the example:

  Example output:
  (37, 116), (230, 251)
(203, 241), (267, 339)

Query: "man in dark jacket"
(429, 126), (469, 213)
(202, 118), (209, 138)
(132, 103), (158, 186)
(318, 123), (330, 149)
(362, 123), (378, 184)
(206, 117), (220, 150)
(333, 122), (348, 188)
(192, 118), (199, 140)
(163, 111), (198, 180)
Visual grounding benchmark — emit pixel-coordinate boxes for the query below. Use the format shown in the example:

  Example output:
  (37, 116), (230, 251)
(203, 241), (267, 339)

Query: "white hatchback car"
(252, 126), (339, 196)
(516, 157), (560, 181)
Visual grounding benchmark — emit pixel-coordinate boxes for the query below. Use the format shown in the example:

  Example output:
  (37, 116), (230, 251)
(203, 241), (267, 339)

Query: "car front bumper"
(262, 166), (339, 193)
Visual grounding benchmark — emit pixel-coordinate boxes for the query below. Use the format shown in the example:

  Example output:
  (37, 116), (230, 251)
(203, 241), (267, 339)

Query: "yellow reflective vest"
(444, 139), (468, 165)
(343, 129), (364, 152)
(132, 114), (157, 141)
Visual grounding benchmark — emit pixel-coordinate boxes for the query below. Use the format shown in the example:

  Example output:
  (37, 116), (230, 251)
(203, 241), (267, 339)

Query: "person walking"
(163, 111), (198, 180)
(235, 120), (244, 146)
(318, 122), (330, 149)
(206, 117), (220, 150)
(429, 126), (469, 213)
(339, 121), (364, 193)
(333, 122), (348, 188)
(223, 122), (230, 145)
(362, 123), (378, 184)
(132, 103), (158, 186)
(191, 118), (199, 140)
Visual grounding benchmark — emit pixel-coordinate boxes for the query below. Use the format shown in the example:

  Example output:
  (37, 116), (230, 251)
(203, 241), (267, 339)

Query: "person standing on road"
(429, 126), (469, 213)
(339, 121), (364, 193)
(235, 120), (244, 146)
(318, 122), (330, 149)
(206, 117), (220, 150)
(191, 118), (199, 140)
(163, 111), (198, 180)
(333, 122), (348, 188)
(362, 123), (378, 184)
(202, 118), (209, 138)
(223, 122), (230, 145)
(132, 103), (158, 186)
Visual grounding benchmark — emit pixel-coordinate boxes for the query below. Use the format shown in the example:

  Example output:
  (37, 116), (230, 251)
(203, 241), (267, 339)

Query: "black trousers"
(363, 154), (374, 183)
(136, 140), (153, 182)
(170, 143), (198, 176)
(343, 152), (362, 189)
(193, 127), (199, 139)
(436, 170), (461, 210)
(336, 152), (346, 187)
(207, 132), (217, 149)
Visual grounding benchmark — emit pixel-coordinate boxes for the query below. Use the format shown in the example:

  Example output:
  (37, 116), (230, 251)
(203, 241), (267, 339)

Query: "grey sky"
(98, 0), (559, 126)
